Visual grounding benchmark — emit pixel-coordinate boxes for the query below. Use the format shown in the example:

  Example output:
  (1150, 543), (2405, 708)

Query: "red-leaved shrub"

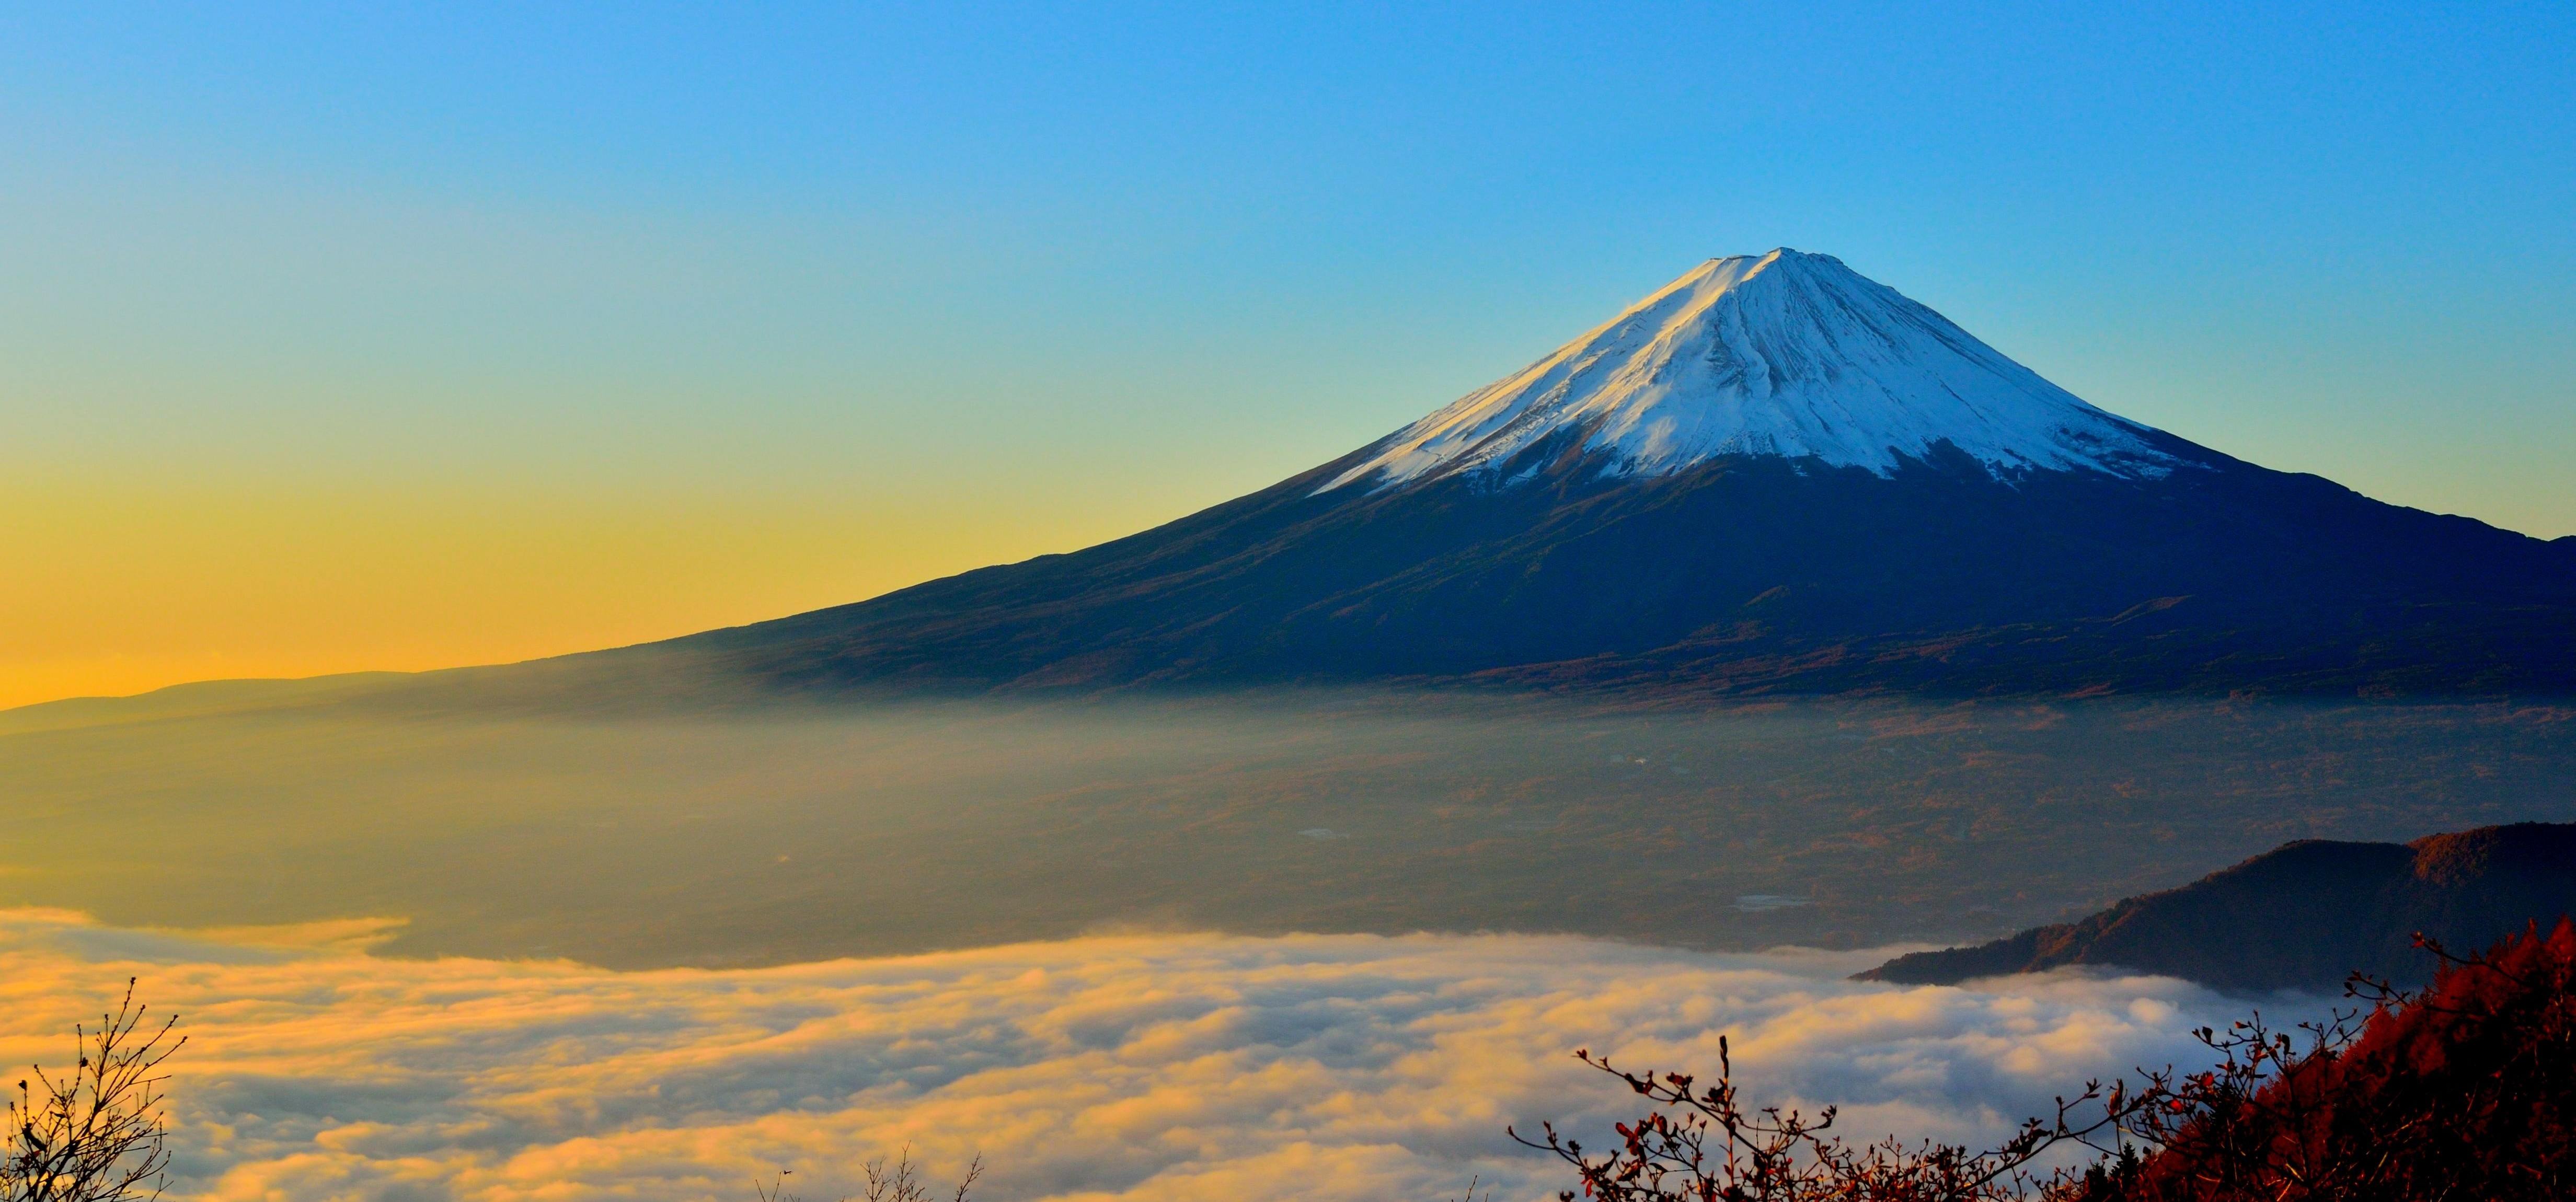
(1529, 920), (2576, 1202)
(2098, 919), (2576, 1200)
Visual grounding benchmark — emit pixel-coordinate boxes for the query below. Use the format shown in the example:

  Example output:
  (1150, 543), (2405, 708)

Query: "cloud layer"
(0, 910), (2296, 1201)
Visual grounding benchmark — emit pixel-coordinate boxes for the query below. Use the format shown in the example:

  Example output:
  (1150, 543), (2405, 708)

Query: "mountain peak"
(1319, 250), (2177, 494)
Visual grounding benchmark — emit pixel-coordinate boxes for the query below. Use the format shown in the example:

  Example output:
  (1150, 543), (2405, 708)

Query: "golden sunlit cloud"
(0, 909), (2286, 1202)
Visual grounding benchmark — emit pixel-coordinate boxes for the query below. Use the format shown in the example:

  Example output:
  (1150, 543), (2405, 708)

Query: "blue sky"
(4, 1), (2572, 701)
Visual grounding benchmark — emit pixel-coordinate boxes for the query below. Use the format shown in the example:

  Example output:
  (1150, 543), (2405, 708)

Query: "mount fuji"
(1321, 249), (2174, 491)
(656, 249), (2576, 698)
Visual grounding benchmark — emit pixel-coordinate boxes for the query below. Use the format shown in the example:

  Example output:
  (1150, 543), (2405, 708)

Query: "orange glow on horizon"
(0, 479), (1145, 711)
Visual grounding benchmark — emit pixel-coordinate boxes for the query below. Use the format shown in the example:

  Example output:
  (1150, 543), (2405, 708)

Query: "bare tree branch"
(4, 979), (185, 1202)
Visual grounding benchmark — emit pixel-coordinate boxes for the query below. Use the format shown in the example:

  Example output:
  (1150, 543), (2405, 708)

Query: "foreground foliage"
(2091, 919), (2576, 1201)
(1516, 1039), (2142, 1201)
(1527, 920), (2576, 1201)
(755, 1148), (983, 1202)
(3, 981), (182, 1202)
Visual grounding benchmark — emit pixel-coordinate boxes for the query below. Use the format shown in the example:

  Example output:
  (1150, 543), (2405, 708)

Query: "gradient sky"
(5, 2), (2572, 709)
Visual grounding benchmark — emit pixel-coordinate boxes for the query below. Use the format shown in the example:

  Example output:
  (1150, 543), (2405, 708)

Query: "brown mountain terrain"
(1859, 822), (2576, 991)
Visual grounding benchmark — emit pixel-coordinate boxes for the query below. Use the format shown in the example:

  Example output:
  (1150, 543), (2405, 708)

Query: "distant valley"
(5, 683), (2572, 969)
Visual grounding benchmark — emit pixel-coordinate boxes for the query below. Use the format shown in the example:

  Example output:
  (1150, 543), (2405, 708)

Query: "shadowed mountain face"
(621, 250), (2576, 700)
(1859, 823), (2576, 991)
(660, 439), (2576, 698)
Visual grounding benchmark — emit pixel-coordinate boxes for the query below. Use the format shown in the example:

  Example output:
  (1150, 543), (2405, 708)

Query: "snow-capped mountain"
(1324, 249), (2172, 492)
(640, 252), (2576, 698)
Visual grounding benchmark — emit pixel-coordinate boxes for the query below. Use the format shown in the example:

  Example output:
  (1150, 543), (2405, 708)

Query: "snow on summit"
(1321, 249), (2175, 493)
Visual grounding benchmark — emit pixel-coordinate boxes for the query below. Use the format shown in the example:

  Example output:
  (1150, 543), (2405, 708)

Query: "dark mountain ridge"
(1860, 822), (2576, 991)
(648, 427), (2576, 699)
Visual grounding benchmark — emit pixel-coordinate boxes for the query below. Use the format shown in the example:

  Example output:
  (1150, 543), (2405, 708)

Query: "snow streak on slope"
(1321, 250), (2176, 493)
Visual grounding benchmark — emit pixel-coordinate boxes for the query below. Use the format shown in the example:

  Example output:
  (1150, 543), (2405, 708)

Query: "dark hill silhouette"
(1859, 822), (2576, 991)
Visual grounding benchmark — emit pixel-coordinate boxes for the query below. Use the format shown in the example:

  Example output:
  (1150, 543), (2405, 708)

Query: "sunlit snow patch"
(1321, 249), (2175, 493)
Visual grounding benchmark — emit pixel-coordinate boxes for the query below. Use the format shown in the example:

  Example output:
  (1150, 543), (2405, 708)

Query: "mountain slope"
(646, 250), (2576, 698)
(1324, 250), (2171, 490)
(1858, 823), (2576, 991)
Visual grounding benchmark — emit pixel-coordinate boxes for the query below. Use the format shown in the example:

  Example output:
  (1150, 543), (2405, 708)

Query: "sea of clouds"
(0, 909), (2312, 1202)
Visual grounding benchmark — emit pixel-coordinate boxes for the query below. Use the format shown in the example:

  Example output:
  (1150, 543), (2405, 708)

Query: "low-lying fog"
(3, 908), (2326, 1202)
(4, 679), (2570, 967)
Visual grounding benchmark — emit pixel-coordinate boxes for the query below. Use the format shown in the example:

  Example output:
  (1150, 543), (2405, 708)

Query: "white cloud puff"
(0, 910), (2303, 1202)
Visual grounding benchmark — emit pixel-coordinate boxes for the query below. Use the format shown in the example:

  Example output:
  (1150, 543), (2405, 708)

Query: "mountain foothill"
(1862, 821), (2576, 992)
